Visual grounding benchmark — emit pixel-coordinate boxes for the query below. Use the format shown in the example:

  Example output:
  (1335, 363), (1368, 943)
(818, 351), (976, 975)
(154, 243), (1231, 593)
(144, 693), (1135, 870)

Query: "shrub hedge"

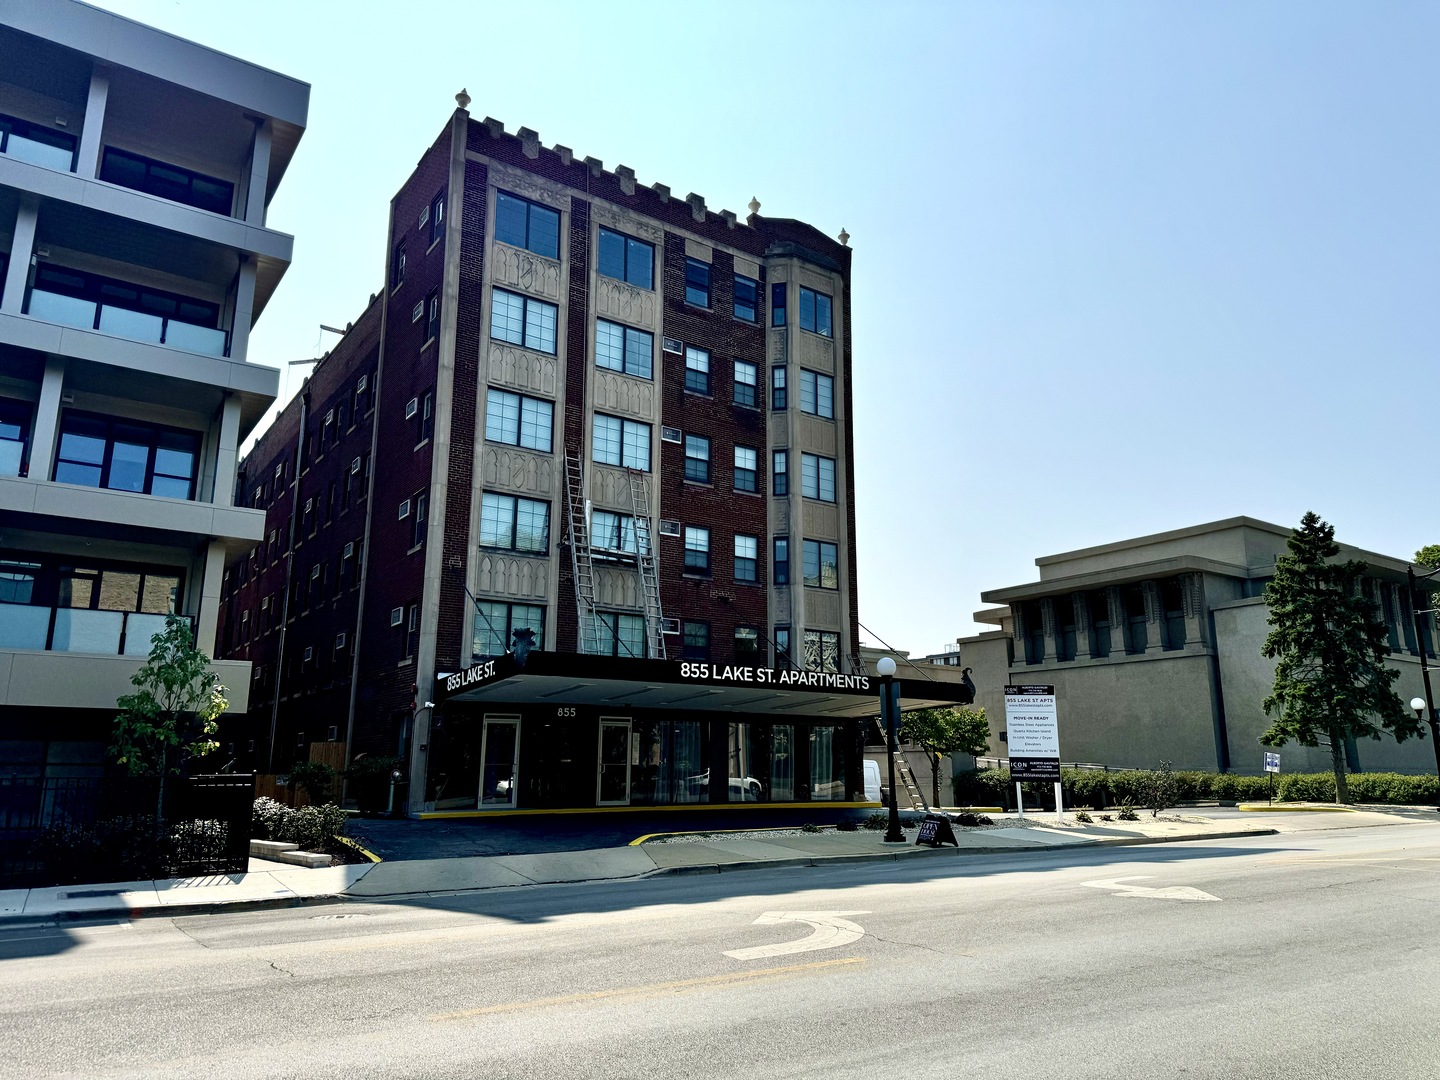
(252, 796), (348, 850)
(954, 767), (1439, 807)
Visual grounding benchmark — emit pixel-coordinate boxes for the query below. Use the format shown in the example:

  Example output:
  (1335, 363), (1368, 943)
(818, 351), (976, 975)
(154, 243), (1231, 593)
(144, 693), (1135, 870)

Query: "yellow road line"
(335, 835), (382, 863)
(430, 956), (865, 1021)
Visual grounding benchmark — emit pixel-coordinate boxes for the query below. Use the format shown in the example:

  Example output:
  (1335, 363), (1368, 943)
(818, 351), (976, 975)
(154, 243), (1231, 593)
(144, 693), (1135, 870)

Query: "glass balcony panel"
(0, 604), (50, 649)
(28, 290), (97, 330)
(123, 613), (169, 656)
(51, 608), (123, 654)
(5, 134), (74, 171)
(0, 440), (22, 478)
(163, 320), (226, 356)
(98, 305), (164, 345)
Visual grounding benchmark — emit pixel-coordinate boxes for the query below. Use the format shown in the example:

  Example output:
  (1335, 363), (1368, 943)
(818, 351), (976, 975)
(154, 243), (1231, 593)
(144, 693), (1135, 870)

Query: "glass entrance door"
(597, 718), (631, 806)
(479, 716), (519, 808)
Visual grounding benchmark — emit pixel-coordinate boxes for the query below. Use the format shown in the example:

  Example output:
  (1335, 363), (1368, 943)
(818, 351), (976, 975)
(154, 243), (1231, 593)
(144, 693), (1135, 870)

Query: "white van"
(863, 759), (883, 804)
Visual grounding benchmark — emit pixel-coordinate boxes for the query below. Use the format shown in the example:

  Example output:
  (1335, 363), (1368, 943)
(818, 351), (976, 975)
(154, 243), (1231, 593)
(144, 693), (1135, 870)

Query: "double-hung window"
(799, 287), (833, 336)
(429, 190), (445, 245)
(734, 534), (758, 583)
(55, 412), (200, 500)
(682, 621), (710, 660)
(771, 365), (787, 410)
(773, 537), (790, 585)
(685, 258), (711, 307)
(684, 526), (711, 574)
(479, 492), (551, 553)
(391, 242), (406, 288)
(491, 288), (557, 354)
(733, 275), (759, 322)
(597, 228), (654, 289)
(419, 392), (435, 443)
(474, 600), (546, 660)
(595, 320), (653, 379)
(685, 347), (710, 395)
(802, 539), (839, 589)
(684, 434), (711, 483)
(495, 191), (560, 259)
(425, 289), (440, 343)
(800, 453), (836, 502)
(772, 450), (789, 496)
(771, 283), (787, 327)
(411, 491), (428, 549)
(799, 370), (834, 419)
(592, 414), (651, 471)
(734, 446), (758, 493)
(485, 389), (553, 452)
(733, 360), (758, 408)
(597, 611), (647, 658)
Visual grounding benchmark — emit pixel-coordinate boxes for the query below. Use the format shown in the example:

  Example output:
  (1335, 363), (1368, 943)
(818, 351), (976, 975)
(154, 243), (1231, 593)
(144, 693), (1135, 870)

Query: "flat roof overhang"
(434, 652), (974, 719)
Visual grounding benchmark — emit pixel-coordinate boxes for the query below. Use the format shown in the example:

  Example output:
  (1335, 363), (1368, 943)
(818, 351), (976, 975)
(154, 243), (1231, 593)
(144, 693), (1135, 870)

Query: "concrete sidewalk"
(0, 811), (1313, 926)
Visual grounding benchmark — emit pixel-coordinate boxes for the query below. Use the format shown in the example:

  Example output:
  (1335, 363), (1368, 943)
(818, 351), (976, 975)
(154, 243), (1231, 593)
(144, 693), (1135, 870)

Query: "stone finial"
(615, 165), (636, 195)
(652, 182), (670, 202)
(554, 144), (573, 166)
(482, 116), (504, 139)
(455, 88), (471, 110)
(838, 227), (850, 247)
(748, 196), (761, 216)
(721, 210), (737, 229)
(685, 192), (706, 222)
(517, 127), (540, 159)
(583, 155), (604, 177)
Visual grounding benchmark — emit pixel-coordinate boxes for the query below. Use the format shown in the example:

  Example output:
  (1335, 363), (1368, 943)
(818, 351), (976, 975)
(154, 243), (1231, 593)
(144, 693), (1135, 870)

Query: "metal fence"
(0, 773), (255, 888)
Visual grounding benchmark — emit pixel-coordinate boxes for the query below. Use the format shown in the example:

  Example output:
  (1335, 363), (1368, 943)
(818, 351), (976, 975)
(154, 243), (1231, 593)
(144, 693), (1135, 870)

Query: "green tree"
(1261, 513), (1417, 803)
(1415, 545), (1440, 570)
(901, 706), (991, 808)
(111, 614), (228, 822)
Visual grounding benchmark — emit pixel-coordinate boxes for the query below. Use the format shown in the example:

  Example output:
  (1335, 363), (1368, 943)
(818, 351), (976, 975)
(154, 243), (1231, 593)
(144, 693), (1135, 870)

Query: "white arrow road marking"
(724, 910), (872, 961)
(1081, 876), (1220, 902)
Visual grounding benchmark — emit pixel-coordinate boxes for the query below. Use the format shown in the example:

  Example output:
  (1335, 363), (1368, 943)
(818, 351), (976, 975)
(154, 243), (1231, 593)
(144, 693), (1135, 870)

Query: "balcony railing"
(0, 605), (188, 657)
(26, 290), (228, 357)
(0, 121), (75, 173)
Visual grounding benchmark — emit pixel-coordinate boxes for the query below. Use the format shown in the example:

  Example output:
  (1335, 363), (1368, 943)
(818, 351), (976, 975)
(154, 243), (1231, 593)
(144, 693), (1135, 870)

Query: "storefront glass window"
(810, 724), (847, 801)
(629, 719), (706, 805)
(770, 724), (795, 801)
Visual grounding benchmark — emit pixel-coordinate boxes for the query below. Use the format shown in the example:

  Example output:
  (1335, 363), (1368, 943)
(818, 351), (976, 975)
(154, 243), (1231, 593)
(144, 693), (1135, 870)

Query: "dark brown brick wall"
(554, 197), (590, 653)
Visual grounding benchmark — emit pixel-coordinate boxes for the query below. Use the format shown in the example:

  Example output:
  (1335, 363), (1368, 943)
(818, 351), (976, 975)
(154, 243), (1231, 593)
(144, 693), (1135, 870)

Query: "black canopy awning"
(434, 653), (974, 720)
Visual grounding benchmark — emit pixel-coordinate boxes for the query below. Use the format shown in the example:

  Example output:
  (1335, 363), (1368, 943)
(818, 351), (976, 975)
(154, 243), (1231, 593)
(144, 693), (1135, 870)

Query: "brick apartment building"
(219, 96), (967, 815)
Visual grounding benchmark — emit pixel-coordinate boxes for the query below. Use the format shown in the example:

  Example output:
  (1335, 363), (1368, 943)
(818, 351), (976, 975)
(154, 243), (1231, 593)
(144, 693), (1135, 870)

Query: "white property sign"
(1004, 684), (1060, 781)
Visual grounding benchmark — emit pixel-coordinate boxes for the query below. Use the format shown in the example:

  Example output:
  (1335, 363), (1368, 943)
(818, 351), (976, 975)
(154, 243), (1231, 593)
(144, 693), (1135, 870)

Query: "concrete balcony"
(28, 289), (227, 357)
(0, 647), (250, 713)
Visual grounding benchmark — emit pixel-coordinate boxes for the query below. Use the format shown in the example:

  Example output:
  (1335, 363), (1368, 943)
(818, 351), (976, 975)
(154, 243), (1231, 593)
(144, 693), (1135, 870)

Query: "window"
(597, 611), (647, 658)
(734, 446), (758, 493)
(595, 320), (654, 379)
(684, 258), (711, 307)
(800, 370), (835, 419)
(486, 389), (554, 452)
(771, 365), (788, 410)
(491, 289), (558, 354)
(803, 629), (841, 673)
(682, 620), (710, 660)
(30, 265), (223, 350)
(592, 414), (651, 471)
(1086, 590), (1112, 659)
(425, 290), (440, 342)
(54, 412), (200, 499)
(734, 534), (758, 583)
(772, 450), (789, 496)
(733, 275), (759, 322)
(480, 492), (551, 553)
(99, 147), (233, 215)
(411, 492), (428, 548)
(391, 241), (406, 288)
(597, 227), (654, 289)
(354, 374), (371, 417)
(771, 282), (787, 327)
(684, 434), (710, 483)
(684, 526), (710, 574)
(733, 360), (758, 408)
(799, 287), (832, 336)
(430, 189), (445, 245)
(495, 191), (560, 259)
(774, 625), (793, 668)
(801, 453), (836, 502)
(0, 112), (76, 171)
(802, 539), (839, 589)
(419, 392), (435, 444)
(406, 603), (420, 660)
(735, 625), (760, 658)
(0, 399), (30, 478)
(774, 537), (790, 585)
(473, 600), (546, 659)
(590, 510), (650, 558)
(684, 347), (710, 395)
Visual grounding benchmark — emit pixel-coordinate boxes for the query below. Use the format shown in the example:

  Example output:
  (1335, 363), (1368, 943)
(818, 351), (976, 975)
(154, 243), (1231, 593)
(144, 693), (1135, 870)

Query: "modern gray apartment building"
(0, 1), (309, 778)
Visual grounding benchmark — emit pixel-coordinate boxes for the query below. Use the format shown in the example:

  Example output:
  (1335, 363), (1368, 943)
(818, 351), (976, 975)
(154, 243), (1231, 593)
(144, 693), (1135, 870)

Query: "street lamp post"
(876, 657), (905, 843)
(1405, 565), (1440, 809)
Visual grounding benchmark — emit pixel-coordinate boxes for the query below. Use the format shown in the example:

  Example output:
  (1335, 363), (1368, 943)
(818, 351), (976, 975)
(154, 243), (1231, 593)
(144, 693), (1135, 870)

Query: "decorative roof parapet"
(720, 210), (736, 229)
(685, 192), (706, 222)
(553, 144), (573, 166)
(516, 127), (540, 159)
(584, 155), (604, 177)
(615, 165), (636, 195)
(481, 116), (504, 139)
(652, 182), (670, 202)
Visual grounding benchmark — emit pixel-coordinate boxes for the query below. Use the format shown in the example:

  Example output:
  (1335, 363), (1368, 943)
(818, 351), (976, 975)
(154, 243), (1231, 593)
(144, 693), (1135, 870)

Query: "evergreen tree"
(1261, 512), (1417, 803)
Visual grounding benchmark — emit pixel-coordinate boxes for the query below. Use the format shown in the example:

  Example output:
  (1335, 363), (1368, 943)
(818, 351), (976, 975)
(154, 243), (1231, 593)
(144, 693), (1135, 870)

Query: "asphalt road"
(5, 820), (1440, 1079)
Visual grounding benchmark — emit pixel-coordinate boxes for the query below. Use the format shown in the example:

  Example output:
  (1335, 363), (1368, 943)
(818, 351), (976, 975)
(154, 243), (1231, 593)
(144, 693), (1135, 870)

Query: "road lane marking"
(429, 956), (865, 1021)
(724, 910), (871, 961)
(1081, 876), (1220, 902)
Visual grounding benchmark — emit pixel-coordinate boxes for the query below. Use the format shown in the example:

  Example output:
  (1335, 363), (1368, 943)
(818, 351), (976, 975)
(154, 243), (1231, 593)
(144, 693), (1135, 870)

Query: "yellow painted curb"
(1237, 802), (1355, 813)
(418, 801), (882, 820)
(336, 835), (383, 862)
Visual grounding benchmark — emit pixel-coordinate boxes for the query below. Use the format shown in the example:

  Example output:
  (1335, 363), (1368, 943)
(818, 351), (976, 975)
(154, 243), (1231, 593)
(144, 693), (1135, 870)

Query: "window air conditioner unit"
(304, 497), (314, 513)
(357, 375), (368, 393)
(310, 565), (321, 580)
(398, 499), (411, 519)
(412, 302), (424, 323)
(418, 206), (429, 228)
(302, 646), (314, 662)
(324, 409), (334, 426)
(343, 542), (354, 558)
(335, 633), (346, 650)
(274, 463), (283, 479)
(659, 519), (680, 537)
(662, 618), (680, 635)
(261, 596), (270, 610)
(391, 607), (404, 627)
(661, 426), (682, 444)
(663, 337), (683, 355)
(297, 731), (306, 745)
(327, 725), (340, 741)
(351, 457), (362, 474)
(405, 397), (418, 419)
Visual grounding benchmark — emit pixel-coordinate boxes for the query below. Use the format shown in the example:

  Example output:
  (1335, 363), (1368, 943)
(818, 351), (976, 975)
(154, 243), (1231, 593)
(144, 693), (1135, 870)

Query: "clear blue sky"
(91, 0), (1440, 657)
